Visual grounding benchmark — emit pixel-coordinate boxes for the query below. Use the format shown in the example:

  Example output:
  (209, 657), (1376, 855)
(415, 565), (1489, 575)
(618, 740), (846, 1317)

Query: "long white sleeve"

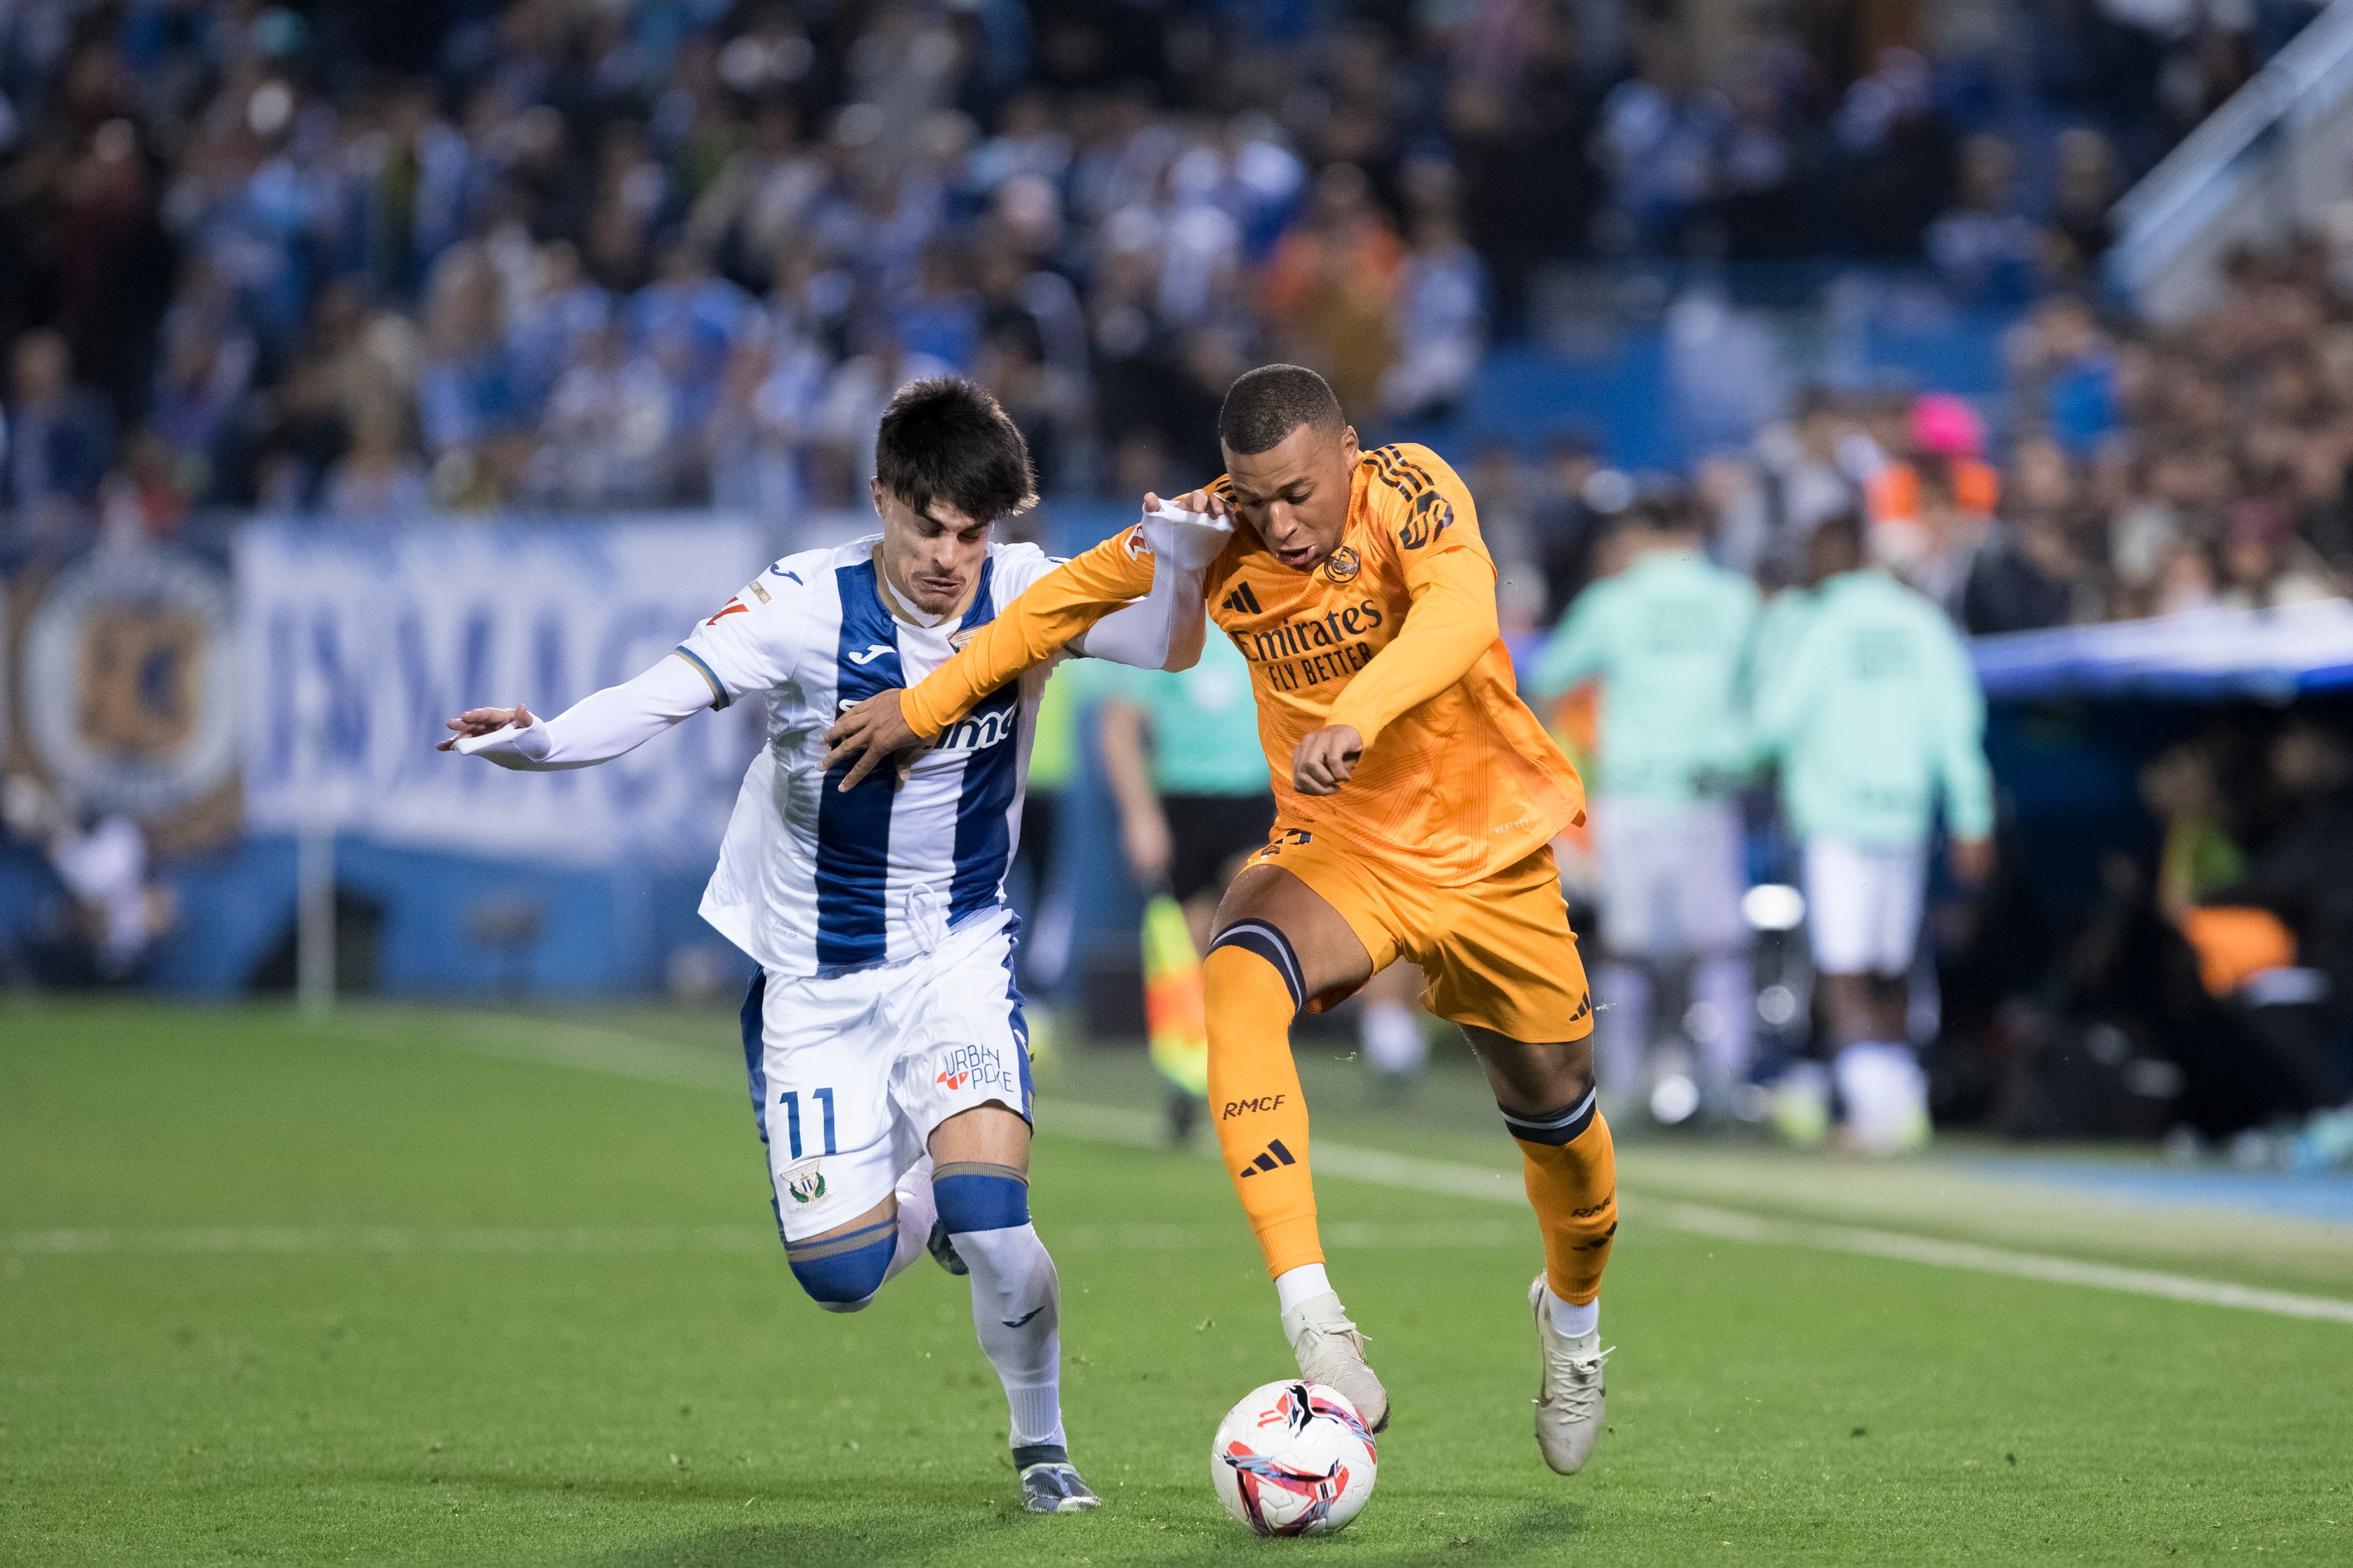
(455, 652), (715, 771)
(1072, 502), (1231, 671)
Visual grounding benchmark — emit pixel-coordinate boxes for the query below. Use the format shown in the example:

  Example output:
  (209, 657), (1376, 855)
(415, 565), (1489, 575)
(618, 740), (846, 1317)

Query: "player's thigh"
(749, 970), (901, 1244)
(891, 916), (1036, 1169)
(1462, 1024), (1596, 1114)
(1415, 847), (1598, 1049)
(1592, 799), (1665, 957)
(1671, 801), (1751, 954)
(1866, 844), (1928, 976)
(1214, 841), (1393, 1004)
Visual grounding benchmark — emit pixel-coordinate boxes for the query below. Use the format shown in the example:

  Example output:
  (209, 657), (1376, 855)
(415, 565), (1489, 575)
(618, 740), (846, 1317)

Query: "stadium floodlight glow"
(1649, 1073), (1700, 1126)
(1742, 883), (1807, 932)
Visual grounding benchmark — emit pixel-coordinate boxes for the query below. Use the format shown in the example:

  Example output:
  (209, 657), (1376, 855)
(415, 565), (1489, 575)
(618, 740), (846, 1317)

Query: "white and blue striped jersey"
(676, 535), (1062, 977)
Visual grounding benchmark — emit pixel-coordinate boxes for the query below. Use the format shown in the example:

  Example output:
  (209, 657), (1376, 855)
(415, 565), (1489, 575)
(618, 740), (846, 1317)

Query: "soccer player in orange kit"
(824, 365), (1617, 1473)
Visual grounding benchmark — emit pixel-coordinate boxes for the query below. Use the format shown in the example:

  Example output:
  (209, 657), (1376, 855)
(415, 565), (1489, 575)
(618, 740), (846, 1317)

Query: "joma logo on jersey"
(1221, 1094), (1285, 1120)
(932, 706), (1017, 753)
(933, 1043), (1018, 1095)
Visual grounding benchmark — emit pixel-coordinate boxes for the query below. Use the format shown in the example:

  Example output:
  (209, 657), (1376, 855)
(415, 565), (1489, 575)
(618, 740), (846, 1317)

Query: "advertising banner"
(237, 518), (768, 868)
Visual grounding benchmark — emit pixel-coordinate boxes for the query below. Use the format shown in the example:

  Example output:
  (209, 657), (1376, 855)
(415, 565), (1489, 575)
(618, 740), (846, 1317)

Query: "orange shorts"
(1243, 829), (1594, 1044)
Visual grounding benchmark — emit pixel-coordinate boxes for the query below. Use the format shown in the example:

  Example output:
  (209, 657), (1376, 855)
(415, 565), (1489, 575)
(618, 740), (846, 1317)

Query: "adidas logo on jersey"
(1235, 1138), (1297, 1177)
(1221, 581), (1263, 615)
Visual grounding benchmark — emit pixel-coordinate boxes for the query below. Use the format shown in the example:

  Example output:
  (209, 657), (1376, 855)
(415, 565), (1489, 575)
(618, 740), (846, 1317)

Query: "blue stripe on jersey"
(949, 559), (1020, 923)
(814, 561), (903, 969)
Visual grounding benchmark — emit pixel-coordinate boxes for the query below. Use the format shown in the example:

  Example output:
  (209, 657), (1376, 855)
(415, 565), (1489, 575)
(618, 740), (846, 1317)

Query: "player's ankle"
(1274, 1262), (1333, 1316)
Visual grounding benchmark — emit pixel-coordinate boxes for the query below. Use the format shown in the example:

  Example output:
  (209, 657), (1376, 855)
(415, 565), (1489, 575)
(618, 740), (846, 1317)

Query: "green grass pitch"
(5, 998), (2351, 1566)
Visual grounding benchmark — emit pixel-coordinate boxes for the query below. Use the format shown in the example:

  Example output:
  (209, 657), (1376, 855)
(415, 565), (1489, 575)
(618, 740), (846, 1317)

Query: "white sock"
(1545, 1285), (1599, 1339)
(1361, 1001), (1425, 1073)
(953, 1224), (1065, 1449)
(1595, 961), (1651, 1100)
(1274, 1262), (1333, 1316)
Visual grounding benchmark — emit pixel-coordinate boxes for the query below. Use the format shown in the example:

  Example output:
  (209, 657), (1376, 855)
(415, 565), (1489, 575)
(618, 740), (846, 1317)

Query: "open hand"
(1291, 725), (1363, 796)
(439, 705), (535, 751)
(823, 690), (920, 791)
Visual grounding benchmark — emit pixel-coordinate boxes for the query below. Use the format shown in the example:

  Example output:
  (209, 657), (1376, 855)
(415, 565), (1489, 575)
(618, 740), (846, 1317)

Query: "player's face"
(872, 479), (991, 616)
(1222, 422), (1362, 573)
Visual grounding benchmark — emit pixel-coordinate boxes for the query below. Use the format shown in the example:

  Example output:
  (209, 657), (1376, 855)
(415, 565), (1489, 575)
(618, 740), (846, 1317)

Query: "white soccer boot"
(1529, 1275), (1611, 1474)
(1280, 1291), (1390, 1433)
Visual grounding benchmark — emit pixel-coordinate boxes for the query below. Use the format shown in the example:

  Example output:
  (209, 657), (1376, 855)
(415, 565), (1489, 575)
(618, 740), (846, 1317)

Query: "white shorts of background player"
(1801, 838), (1928, 977)
(744, 908), (1031, 1245)
(1589, 796), (1751, 1109)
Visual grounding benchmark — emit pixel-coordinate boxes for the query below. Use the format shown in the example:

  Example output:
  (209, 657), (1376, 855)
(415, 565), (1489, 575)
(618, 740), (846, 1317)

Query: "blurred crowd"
(1481, 238), (2353, 637)
(0, 0), (2329, 544)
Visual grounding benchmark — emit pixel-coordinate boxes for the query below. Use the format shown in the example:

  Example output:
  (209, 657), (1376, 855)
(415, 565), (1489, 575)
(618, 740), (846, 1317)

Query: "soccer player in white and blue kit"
(439, 380), (1230, 1512)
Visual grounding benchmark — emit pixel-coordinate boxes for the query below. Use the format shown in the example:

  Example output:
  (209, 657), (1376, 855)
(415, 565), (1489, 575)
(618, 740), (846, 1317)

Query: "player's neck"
(872, 545), (980, 629)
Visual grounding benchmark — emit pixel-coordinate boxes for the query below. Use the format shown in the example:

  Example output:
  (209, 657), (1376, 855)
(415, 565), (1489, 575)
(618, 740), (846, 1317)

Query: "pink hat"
(1910, 393), (1985, 458)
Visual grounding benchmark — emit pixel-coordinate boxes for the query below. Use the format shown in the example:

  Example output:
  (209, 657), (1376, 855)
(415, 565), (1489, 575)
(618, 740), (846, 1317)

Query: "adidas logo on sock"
(1235, 1138), (1297, 1177)
(1220, 581), (1263, 616)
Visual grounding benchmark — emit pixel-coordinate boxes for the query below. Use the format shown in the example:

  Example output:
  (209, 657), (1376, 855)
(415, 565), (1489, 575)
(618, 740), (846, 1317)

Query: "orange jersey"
(901, 443), (1586, 886)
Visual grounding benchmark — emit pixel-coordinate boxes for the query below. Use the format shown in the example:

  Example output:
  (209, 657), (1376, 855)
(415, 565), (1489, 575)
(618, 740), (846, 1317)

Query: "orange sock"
(1507, 1092), (1617, 1306)
(1203, 933), (1321, 1279)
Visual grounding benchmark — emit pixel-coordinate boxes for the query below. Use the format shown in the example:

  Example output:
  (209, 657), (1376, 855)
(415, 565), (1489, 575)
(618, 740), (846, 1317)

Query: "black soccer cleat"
(1014, 1444), (1100, 1513)
(927, 1219), (968, 1276)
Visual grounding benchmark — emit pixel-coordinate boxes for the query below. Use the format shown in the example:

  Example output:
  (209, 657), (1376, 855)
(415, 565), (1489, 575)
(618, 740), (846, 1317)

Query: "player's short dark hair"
(1218, 363), (1346, 456)
(874, 377), (1037, 524)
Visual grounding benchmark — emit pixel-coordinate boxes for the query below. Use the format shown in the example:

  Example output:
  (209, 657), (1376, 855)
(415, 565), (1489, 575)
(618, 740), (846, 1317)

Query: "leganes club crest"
(784, 1160), (826, 1204)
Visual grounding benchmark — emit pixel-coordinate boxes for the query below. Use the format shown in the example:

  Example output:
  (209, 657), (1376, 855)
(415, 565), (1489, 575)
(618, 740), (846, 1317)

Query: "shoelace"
(1539, 1343), (1615, 1420)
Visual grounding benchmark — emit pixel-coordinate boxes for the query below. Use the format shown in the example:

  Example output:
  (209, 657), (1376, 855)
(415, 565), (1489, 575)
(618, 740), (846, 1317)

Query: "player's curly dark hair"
(874, 378), (1039, 524)
(1218, 363), (1345, 456)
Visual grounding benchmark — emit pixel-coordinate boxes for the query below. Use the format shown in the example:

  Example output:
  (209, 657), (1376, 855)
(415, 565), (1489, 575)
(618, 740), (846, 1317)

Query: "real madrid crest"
(1322, 546), (1361, 584)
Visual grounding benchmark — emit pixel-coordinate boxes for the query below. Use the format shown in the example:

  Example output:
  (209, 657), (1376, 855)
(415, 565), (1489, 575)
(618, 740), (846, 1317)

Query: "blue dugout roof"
(1972, 600), (2353, 702)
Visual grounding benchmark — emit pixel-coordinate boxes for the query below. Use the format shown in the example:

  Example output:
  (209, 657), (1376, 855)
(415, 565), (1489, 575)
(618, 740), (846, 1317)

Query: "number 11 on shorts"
(779, 1087), (836, 1159)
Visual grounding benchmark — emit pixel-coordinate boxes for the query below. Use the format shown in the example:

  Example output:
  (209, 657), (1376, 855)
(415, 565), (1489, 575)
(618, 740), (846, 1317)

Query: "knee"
(785, 1218), (895, 1312)
(1501, 1077), (1601, 1148)
(933, 1161), (1029, 1236)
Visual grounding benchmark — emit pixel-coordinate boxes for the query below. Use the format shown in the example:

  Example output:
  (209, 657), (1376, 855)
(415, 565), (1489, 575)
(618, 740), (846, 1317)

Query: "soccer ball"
(1209, 1380), (1378, 1537)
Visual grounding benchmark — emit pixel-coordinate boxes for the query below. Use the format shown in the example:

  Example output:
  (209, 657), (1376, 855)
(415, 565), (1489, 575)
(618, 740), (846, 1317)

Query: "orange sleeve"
(900, 526), (1156, 739)
(1325, 451), (1499, 751)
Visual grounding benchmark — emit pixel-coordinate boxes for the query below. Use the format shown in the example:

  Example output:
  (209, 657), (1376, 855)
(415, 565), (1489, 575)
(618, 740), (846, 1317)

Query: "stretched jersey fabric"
(679, 535), (1063, 976)
(900, 443), (1585, 886)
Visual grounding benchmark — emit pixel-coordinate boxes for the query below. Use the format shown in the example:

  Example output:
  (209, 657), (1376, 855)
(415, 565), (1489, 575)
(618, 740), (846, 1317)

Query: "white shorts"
(1802, 840), (1927, 976)
(1593, 797), (1748, 957)
(741, 911), (1031, 1244)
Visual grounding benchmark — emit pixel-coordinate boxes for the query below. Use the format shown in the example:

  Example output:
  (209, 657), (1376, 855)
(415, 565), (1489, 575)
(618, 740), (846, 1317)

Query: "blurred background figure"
(1097, 626), (1276, 1132)
(1528, 486), (1760, 1126)
(1756, 517), (1993, 1154)
(3, 776), (177, 986)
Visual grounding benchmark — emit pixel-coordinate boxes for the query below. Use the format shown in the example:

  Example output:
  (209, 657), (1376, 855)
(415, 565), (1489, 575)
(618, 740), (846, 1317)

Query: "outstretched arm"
(823, 496), (1229, 789)
(439, 653), (714, 770)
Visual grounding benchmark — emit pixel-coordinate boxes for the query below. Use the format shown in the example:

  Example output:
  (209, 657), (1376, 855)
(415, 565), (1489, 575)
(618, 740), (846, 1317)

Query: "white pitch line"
(312, 1021), (2353, 1327)
(1037, 1099), (2353, 1327)
(0, 1220), (1520, 1258)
